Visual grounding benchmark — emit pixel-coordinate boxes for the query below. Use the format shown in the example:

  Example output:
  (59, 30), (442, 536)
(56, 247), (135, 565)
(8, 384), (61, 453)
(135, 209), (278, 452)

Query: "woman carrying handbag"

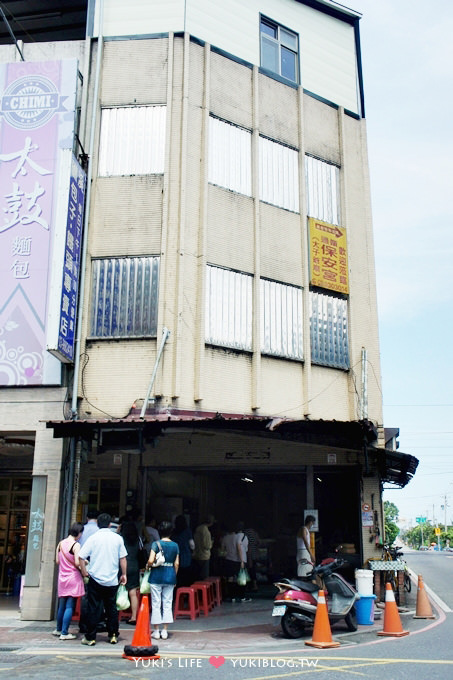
(146, 520), (179, 639)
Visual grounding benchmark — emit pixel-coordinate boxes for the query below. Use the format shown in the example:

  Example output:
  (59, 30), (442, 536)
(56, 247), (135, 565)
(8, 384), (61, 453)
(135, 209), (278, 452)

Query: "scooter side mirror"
(334, 558), (349, 569)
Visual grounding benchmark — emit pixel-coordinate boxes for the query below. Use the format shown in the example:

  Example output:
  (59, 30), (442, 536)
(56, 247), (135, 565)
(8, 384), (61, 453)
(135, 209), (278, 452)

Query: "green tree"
(384, 501), (400, 545)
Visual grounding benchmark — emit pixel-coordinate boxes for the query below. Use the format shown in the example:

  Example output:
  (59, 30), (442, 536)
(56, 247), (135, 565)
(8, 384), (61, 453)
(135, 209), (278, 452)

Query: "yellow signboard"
(308, 218), (349, 294)
(435, 527), (441, 536)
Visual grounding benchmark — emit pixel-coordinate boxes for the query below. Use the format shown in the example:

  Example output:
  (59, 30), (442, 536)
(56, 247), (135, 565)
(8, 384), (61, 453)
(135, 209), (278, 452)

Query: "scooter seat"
(288, 579), (319, 593)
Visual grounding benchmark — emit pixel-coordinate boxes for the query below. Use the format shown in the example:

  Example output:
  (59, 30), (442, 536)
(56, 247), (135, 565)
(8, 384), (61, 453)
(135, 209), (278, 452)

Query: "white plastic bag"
(140, 570), (151, 594)
(116, 584), (130, 610)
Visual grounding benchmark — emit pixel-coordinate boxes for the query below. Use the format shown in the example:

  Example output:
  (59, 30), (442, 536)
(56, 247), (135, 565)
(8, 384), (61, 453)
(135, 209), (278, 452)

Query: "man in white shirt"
(79, 513), (127, 645)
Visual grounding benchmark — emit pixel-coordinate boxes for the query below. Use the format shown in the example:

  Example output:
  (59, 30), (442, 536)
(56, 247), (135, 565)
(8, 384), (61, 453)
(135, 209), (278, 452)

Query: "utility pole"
(441, 494), (449, 532)
(360, 347), (368, 420)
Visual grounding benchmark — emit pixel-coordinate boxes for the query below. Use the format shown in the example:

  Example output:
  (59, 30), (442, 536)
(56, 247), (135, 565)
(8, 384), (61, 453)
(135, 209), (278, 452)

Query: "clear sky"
(350, 0), (453, 528)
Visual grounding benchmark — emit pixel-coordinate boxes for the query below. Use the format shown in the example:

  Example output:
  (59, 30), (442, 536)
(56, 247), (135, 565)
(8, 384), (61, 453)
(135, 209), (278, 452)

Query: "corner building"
(0, 0), (417, 620)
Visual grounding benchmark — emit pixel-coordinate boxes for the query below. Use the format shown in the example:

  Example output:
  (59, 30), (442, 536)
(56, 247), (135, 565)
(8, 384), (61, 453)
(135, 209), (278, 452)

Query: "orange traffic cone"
(123, 594), (160, 660)
(305, 590), (340, 649)
(377, 582), (409, 637)
(413, 574), (435, 619)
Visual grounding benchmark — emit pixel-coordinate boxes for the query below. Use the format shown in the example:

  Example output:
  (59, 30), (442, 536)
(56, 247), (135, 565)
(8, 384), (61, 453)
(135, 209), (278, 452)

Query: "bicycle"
(381, 544), (411, 604)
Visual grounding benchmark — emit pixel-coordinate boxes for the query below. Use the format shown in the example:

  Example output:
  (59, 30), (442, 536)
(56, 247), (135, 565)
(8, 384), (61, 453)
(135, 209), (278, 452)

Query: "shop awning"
(46, 411), (418, 487)
(46, 411), (376, 448)
(377, 448), (419, 488)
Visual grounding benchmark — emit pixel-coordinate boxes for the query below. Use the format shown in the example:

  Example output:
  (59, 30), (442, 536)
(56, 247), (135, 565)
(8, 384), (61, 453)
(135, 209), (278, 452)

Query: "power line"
(0, 4), (25, 60)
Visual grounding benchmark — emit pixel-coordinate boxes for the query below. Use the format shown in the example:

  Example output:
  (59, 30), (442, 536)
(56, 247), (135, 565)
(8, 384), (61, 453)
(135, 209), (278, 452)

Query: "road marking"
(408, 567), (452, 612)
(245, 658), (453, 680)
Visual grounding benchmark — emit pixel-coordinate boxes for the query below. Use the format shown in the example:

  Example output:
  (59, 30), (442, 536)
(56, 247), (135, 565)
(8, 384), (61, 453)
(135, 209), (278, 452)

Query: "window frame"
(205, 264), (253, 352)
(98, 105), (166, 177)
(89, 256), (160, 340)
(259, 135), (300, 213)
(305, 155), (341, 226)
(208, 115), (252, 197)
(260, 15), (299, 85)
(260, 278), (303, 361)
(310, 291), (349, 370)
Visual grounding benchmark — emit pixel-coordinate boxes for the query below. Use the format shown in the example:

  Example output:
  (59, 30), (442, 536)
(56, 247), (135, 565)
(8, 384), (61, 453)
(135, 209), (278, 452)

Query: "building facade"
(0, 0), (417, 620)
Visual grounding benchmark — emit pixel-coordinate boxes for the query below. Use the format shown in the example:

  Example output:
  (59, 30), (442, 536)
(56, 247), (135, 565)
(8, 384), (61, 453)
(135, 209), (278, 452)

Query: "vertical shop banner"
(47, 153), (86, 362)
(0, 59), (78, 385)
(308, 218), (349, 295)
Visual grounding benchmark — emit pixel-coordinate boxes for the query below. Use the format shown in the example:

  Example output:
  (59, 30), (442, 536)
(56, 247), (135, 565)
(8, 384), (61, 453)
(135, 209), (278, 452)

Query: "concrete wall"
(93, 0), (360, 113)
(78, 35), (383, 430)
(0, 388), (66, 620)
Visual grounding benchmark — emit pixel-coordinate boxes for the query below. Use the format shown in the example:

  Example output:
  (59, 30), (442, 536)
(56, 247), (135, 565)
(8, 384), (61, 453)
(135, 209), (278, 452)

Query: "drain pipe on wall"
(71, 0), (104, 420)
(63, 0), (104, 534)
(140, 327), (171, 418)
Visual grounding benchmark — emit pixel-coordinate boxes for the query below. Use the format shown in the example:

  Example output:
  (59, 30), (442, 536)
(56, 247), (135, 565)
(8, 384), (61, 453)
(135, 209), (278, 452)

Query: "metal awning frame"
(46, 412), (418, 487)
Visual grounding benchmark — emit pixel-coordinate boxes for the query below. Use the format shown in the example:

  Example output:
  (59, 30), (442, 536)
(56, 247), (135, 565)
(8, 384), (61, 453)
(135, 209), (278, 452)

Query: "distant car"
(419, 546), (429, 551)
(443, 547), (453, 552)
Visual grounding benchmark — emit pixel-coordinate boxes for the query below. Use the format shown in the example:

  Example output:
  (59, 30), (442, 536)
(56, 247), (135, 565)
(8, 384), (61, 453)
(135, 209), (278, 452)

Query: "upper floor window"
(259, 136), (299, 213)
(205, 265), (253, 351)
(98, 106), (166, 177)
(90, 256), (159, 338)
(261, 278), (303, 360)
(305, 155), (340, 226)
(208, 116), (252, 196)
(310, 291), (349, 370)
(260, 16), (299, 84)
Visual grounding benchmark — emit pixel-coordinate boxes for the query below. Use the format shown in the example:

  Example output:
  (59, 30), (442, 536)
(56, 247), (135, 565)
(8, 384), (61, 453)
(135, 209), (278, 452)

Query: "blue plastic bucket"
(355, 594), (376, 625)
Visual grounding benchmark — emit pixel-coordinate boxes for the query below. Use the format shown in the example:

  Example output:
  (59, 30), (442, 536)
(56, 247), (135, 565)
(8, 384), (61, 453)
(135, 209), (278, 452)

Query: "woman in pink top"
(53, 522), (85, 640)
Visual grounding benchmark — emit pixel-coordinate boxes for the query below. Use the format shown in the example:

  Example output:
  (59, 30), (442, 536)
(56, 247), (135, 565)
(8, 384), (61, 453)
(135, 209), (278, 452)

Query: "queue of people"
(52, 508), (277, 644)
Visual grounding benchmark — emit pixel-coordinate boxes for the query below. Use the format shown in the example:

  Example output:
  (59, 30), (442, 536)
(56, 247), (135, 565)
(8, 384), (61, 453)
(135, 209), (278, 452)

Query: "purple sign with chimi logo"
(0, 59), (78, 385)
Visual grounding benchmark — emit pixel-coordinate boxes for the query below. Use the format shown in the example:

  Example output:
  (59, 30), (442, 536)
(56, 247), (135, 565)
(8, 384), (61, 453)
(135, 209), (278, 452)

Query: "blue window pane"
(281, 29), (297, 51)
(90, 257), (159, 338)
(260, 18), (298, 83)
(261, 19), (277, 39)
(261, 36), (279, 73)
(281, 46), (296, 82)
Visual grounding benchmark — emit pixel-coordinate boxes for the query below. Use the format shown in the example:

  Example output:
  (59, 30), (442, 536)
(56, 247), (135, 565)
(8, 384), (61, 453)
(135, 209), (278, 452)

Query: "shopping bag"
(237, 567), (248, 587)
(116, 584), (130, 610)
(140, 570), (151, 594)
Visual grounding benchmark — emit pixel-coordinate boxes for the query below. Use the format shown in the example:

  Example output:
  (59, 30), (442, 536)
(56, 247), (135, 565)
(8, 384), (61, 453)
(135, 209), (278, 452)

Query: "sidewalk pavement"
(0, 578), (436, 659)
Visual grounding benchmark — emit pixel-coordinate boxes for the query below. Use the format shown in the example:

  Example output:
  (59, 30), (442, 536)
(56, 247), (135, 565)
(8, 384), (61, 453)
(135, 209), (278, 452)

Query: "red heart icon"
(209, 656), (225, 668)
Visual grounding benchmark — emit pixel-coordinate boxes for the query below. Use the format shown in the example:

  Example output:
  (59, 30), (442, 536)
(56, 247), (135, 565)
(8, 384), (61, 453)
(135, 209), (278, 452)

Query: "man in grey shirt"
(78, 509), (99, 547)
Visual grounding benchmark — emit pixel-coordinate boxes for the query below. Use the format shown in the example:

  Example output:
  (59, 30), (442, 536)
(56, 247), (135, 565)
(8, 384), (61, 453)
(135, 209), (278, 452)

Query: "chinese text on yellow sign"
(308, 218), (349, 294)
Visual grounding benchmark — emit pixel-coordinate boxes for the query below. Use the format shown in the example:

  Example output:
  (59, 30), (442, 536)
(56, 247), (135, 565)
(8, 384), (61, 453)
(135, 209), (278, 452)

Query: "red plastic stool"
(192, 582), (214, 616)
(174, 587), (199, 620)
(195, 580), (217, 608)
(204, 576), (222, 606)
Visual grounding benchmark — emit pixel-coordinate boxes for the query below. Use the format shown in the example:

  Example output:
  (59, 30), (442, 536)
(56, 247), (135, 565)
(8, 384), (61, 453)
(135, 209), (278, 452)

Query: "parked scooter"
(272, 557), (359, 638)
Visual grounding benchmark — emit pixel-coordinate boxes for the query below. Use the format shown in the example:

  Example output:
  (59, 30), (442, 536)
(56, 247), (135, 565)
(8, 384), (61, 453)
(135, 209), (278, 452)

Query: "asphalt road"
(403, 548), (453, 610)
(2, 549), (453, 679)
